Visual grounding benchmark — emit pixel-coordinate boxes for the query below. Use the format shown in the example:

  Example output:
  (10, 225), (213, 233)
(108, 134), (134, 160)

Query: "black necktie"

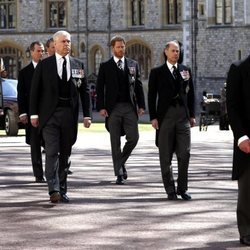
(117, 59), (123, 70)
(62, 57), (67, 83)
(172, 65), (179, 80)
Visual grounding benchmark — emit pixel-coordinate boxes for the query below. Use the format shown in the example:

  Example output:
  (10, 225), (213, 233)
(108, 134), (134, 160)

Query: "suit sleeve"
(226, 63), (246, 141)
(17, 69), (28, 115)
(78, 64), (91, 118)
(134, 62), (145, 110)
(29, 62), (42, 116)
(186, 68), (195, 118)
(148, 68), (158, 121)
(96, 62), (105, 111)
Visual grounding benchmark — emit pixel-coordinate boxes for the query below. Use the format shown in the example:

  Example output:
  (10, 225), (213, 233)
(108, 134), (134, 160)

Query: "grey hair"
(53, 30), (71, 41)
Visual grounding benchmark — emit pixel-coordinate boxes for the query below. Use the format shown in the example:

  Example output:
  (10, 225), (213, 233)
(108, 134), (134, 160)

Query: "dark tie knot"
(117, 59), (123, 70)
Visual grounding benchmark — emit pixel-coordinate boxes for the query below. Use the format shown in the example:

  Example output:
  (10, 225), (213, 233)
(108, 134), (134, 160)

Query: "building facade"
(0, 0), (249, 113)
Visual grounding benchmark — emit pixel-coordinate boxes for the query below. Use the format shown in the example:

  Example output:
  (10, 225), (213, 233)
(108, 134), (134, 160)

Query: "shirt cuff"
(83, 117), (91, 120)
(30, 115), (39, 119)
(238, 135), (249, 146)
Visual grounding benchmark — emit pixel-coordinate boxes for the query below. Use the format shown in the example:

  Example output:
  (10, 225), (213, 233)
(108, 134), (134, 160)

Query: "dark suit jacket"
(96, 57), (145, 115)
(17, 62), (35, 144)
(17, 62), (34, 115)
(29, 55), (91, 145)
(226, 56), (250, 180)
(148, 63), (195, 146)
(148, 63), (195, 124)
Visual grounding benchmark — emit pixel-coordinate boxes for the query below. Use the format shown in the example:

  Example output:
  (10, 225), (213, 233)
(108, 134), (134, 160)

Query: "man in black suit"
(30, 30), (91, 203)
(17, 41), (45, 183)
(148, 40), (195, 200)
(96, 35), (145, 185)
(226, 57), (250, 246)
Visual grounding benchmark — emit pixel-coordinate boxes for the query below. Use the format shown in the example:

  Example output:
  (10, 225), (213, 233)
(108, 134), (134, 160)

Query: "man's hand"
(190, 118), (196, 127)
(151, 119), (159, 130)
(19, 115), (28, 124)
(138, 108), (145, 116)
(31, 118), (39, 127)
(99, 109), (108, 117)
(239, 139), (250, 154)
(83, 118), (91, 128)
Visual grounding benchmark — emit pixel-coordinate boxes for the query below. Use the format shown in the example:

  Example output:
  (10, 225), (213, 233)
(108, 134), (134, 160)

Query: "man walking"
(30, 30), (91, 203)
(148, 40), (195, 200)
(96, 35), (145, 185)
(17, 41), (45, 183)
(226, 56), (250, 246)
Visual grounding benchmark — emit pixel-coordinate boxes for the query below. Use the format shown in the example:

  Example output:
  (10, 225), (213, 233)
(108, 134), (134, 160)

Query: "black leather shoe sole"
(122, 165), (127, 180)
(240, 236), (250, 246)
(116, 176), (125, 185)
(60, 194), (70, 203)
(35, 177), (46, 183)
(168, 193), (177, 200)
(178, 192), (192, 200)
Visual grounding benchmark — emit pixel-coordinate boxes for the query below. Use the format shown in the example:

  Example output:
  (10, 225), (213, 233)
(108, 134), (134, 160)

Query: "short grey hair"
(53, 30), (71, 41)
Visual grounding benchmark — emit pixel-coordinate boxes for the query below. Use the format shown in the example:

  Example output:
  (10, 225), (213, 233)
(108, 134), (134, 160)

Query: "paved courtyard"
(0, 123), (246, 250)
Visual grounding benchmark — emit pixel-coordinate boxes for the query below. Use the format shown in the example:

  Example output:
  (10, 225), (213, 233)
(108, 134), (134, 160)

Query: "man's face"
(46, 41), (55, 56)
(112, 41), (125, 59)
(54, 34), (71, 56)
(31, 44), (44, 63)
(165, 42), (180, 65)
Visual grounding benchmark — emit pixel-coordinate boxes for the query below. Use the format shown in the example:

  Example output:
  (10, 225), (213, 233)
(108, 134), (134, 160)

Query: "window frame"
(0, 0), (17, 30)
(46, 0), (67, 29)
(130, 0), (145, 27)
(164, 0), (182, 25)
(215, 0), (232, 25)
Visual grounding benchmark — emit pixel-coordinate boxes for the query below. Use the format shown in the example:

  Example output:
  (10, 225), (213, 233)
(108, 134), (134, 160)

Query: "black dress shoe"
(60, 193), (70, 203)
(116, 175), (125, 185)
(168, 192), (177, 200)
(240, 235), (250, 246)
(50, 192), (61, 203)
(177, 191), (192, 200)
(122, 165), (127, 180)
(35, 177), (46, 183)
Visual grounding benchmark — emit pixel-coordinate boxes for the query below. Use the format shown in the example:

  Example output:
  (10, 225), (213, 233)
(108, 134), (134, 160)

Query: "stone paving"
(0, 124), (247, 250)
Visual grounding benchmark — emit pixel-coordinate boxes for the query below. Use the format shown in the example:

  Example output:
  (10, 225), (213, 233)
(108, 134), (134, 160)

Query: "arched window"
(126, 43), (151, 80)
(80, 42), (85, 53)
(0, 46), (22, 79)
(94, 48), (103, 75)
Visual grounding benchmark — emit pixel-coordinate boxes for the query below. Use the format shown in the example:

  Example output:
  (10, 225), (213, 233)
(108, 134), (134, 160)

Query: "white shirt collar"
(32, 60), (38, 68)
(113, 56), (124, 64)
(55, 52), (69, 61)
(166, 61), (178, 72)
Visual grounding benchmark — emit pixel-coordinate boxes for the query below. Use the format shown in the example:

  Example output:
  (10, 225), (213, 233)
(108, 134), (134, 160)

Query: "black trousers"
(42, 107), (74, 195)
(237, 166), (250, 237)
(108, 103), (139, 176)
(26, 124), (43, 178)
(158, 104), (191, 194)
